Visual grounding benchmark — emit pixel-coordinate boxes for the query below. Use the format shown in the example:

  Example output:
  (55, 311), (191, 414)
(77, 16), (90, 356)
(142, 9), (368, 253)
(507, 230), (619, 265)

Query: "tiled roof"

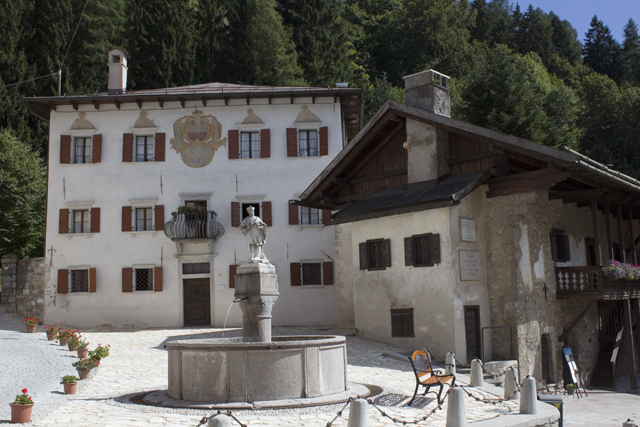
(128, 82), (353, 96)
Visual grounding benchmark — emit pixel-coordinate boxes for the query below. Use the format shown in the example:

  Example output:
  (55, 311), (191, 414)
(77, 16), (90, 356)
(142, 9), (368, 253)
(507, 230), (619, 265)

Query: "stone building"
(298, 69), (640, 387)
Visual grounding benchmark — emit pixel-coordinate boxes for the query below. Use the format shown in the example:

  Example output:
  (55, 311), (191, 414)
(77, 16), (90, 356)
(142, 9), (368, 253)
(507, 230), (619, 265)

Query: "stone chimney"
(403, 69), (451, 183)
(107, 48), (128, 95)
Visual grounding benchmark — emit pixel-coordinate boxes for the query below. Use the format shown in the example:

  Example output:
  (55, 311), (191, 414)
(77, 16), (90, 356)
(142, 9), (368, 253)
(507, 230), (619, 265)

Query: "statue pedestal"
(234, 263), (278, 343)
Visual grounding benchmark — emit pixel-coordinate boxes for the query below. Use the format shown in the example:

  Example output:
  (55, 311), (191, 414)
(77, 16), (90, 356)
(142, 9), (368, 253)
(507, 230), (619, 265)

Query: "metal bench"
(407, 349), (455, 406)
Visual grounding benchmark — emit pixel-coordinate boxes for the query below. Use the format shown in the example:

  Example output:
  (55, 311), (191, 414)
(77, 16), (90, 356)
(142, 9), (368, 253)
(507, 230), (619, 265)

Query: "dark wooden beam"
(349, 170), (406, 184)
(345, 121), (405, 180)
(592, 197), (602, 266)
(558, 300), (597, 342)
(630, 206), (638, 264)
(549, 188), (607, 200)
(605, 202), (613, 261)
(618, 203), (627, 263)
(332, 177), (350, 185)
(624, 299), (637, 391)
(487, 168), (565, 185)
(487, 172), (569, 194)
(447, 151), (504, 165)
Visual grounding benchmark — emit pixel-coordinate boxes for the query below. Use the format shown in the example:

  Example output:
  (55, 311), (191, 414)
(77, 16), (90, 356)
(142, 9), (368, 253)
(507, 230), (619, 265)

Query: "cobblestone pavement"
(1, 315), (520, 426)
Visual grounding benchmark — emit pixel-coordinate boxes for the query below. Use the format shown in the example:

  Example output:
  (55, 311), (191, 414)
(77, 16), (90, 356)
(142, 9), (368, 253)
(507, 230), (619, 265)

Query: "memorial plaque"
(459, 250), (482, 281)
(460, 217), (476, 242)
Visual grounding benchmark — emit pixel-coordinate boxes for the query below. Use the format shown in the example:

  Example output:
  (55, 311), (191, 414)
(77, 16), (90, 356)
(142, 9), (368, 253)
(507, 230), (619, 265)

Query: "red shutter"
(260, 129), (270, 158)
(122, 268), (133, 292)
(90, 208), (100, 233)
(60, 135), (71, 164)
(123, 133), (133, 162)
(92, 134), (102, 163)
(57, 269), (69, 294)
(154, 267), (163, 292)
(59, 209), (69, 234)
(155, 205), (164, 231)
(262, 201), (272, 226)
(155, 133), (165, 161)
(122, 206), (132, 232)
(322, 209), (332, 225)
(89, 268), (97, 292)
(290, 262), (301, 286)
(289, 201), (298, 225)
(229, 129), (239, 159)
(319, 126), (328, 156)
(323, 262), (334, 285)
(229, 264), (238, 289)
(287, 128), (298, 157)
(231, 202), (240, 227)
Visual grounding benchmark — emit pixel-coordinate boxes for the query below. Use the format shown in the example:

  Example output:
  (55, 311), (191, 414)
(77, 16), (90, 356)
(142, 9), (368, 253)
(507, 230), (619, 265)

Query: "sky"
(522, 0), (640, 42)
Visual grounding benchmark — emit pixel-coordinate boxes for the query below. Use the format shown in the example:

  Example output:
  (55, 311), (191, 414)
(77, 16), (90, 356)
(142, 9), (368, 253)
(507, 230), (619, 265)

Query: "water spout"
(233, 297), (248, 303)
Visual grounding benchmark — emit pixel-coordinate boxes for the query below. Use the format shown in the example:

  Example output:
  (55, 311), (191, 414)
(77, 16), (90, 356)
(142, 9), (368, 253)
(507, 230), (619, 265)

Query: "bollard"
(208, 414), (233, 427)
(446, 387), (467, 427)
(347, 398), (368, 427)
(504, 367), (519, 400)
(469, 359), (483, 387)
(445, 352), (456, 376)
(622, 419), (638, 427)
(519, 377), (538, 415)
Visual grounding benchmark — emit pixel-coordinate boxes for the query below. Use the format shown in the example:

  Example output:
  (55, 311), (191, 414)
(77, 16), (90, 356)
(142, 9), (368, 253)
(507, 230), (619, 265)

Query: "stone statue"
(240, 206), (269, 263)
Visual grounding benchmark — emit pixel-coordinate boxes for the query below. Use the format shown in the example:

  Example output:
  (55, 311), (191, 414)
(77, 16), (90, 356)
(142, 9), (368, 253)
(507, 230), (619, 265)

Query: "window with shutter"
(60, 135), (71, 164)
(231, 202), (241, 227)
(89, 268), (97, 293)
(59, 209), (69, 234)
(155, 133), (165, 161)
(323, 262), (334, 285)
(241, 203), (260, 220)
(90, 208), (100, 233)
(391, 308), (415, 338)
(123, 133), (134, 162)
(286, 128), (298, 157)
(290, 262), (301, 286)
(154, 205), (164, 231)
(319, 126), (328, 156)
(228, 130), (239, 159)
(550, 230), (570, 262)
(240, 131), (260, 158)
(122, 268), (133, 292)
(73, 137), (92, 163)
(260, 129), (270, 158)
(57, 269), (69, 294)
(154, 266), (163, 292)
(301, 263), (322, 285)
(289, 201), (298, 225)
(92, 134), (102, 163)
(70, 269), (90, 293)
(135, 135), (155, 161)
(122, 206), (132, 231)
(261, 202), (272, 226)
(405, 234), (441, 267)
(360, 239), (391, 270)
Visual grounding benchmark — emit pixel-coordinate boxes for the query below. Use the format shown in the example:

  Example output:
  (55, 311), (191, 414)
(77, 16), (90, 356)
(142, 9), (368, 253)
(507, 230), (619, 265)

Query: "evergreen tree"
(549, 12), (581, 65)
(622, 18), (640, 85)
(583, 15), (622, 82)
(363, 73), (404, 122)
(470, 0), (513, 47)
(612, 86), (640, 173)
(515, 5), (553, 64)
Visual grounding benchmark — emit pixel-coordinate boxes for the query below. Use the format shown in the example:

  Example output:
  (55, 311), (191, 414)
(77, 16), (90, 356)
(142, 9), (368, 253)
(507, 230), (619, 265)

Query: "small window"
(182, 263), (210, 274)
(72, 210), (90, 233)
(134, 268), (153, 291)
(135, 135), (154, 162)
(300, 206), (320, 225)
(135, 207), (153, 231)
(550, 230), (571, 262)
(405, 234), (441, 267)
(298, 130), (318, 157)
(240, 131), (260, 158)
(359, 239), (391, 271)
(242, 203), (260, 220)
(391, 308), (414, 337)
(368, 240), (384, 269)
(74, 137), (92, 163)
(112, 55), (120, 63)
(301, 263), (322, 285)
(70, 270), (89, 293)
(185, 200), (207, 209)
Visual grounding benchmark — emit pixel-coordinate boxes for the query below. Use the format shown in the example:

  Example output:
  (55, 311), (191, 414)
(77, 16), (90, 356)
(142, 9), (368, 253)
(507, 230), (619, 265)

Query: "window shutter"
(155, 205), (165, 231)
(231, 202), (240, 227)
(59, 209), (69, 234)
(563, 234), (571, 261)
(289, 201), (298, 225)
(122, 206), (132, 231)
(359, 243), (368, 270)
(123, 133), (133, 162)
(290, 262), (301, 286)
(155, 133), (165, 161)
(319, 126), (328, 156)
(92, 134), (102, 163)
(430, 234), (441, 264)
(90, 208), (100, 233)
(89, 268), (97, 293)
(57, 269), (69, 294)
(228, 129), (239, 159)
(229, 264), (238, 288)
(122, 268), (133, 292)
(287, 128), (298, 157)
(60, 135), (71, 164)
(322, 209), (332, 225)
(323, 262), (334, 285)
(404, 237), (414, 266)
(262, 201), (272, 226)
(260, 129), (270, 158)
(382, 239), (392, 267)
(154, 267), (163, 292)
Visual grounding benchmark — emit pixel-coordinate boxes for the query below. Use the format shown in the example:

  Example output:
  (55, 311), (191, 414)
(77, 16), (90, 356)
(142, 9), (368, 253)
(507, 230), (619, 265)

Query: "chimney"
(107, 48), (128, 95)
(403, 69), (451, 183)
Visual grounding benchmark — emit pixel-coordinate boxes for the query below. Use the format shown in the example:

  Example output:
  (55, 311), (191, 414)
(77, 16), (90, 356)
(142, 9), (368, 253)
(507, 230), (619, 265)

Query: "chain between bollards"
(325, 397), (354, 427)
(195, 410), (247, 427)
(366, 386), (452, 425)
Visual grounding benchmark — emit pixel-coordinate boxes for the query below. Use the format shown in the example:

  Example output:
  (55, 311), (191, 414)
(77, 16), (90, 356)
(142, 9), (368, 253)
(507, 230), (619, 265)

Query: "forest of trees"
(2, 0), (640, 257)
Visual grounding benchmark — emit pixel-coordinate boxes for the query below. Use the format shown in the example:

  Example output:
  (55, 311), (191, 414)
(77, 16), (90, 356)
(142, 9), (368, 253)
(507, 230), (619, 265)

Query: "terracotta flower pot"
(77, 348), (89, 358)
(26, 324), (37, 333)
(59, 337), (70, 346)
(63, 382), (77, 395)
(78, 369), (91, 380)
(92, 359), (100, 367)
(46, 331), (56, 341)
(10, 403), (34, 423)
(68, 342), (78, 351)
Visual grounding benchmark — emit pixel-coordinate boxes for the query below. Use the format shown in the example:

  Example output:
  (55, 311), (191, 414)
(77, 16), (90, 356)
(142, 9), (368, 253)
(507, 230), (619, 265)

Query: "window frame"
(367, 239), (386, 271)
(299, 206), (320, 225)
(391, 308), (415, 338)
(133, 267), (154, 291)
(72, 209), (90, 234)
(550, 229), (571, 262)
(135, 134), (155, 162)
(301, 262), (323, 286)
(239, 131), (260, 159)
(135, 207), (153, 231)
(413, 233), (436, 267)
(73, 136), (92, 164)
(69, 268), (90, 293)
(241, 202), (261, 221)
(298, 129), (319, 157)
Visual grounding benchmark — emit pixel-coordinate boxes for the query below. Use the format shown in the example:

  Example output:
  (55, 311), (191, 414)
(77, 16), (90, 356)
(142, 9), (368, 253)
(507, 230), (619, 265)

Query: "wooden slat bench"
(408, 349), (455, 406)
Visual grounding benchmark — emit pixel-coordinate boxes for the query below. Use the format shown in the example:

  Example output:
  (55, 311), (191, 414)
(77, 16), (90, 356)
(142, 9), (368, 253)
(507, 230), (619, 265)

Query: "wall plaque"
(459, 250), (482, 281)
(460, 217), (476, 242)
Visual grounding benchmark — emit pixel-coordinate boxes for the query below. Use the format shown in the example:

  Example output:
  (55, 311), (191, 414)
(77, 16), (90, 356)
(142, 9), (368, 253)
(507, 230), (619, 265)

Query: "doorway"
(465, 306), (481, 362)
(183, 278), (211, 326)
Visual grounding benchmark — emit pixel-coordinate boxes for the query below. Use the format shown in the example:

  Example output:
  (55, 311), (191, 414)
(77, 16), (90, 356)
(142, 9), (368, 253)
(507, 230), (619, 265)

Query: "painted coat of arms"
(170, 110), (227, 168)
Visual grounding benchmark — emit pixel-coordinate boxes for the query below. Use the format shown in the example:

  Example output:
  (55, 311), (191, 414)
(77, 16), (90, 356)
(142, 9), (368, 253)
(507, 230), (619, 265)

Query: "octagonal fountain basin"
(164, 335), (348, 404)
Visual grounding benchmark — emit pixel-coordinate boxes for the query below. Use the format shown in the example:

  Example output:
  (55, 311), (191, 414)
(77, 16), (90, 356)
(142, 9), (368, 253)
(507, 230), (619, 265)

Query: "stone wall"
(1, 254), (48, 319)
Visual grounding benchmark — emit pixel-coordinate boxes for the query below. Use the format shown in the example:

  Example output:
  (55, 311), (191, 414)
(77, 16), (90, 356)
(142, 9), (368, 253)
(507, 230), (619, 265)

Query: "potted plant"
(566, 383), (575, 395)
(56, 329), (74, 346)
(45, 324), (60, 341)
(76, 339), (90, 358)
(9, 388), (34, 423)
(24, 317), (39, 333)
(89, 344), (110, 367)
(67, 331), (81, 351)
(60, 375), (79, 394)
(72, 359), (95, 380)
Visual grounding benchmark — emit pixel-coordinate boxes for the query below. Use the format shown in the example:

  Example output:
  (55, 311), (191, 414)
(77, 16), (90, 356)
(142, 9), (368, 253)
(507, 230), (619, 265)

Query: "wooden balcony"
(556, 266), (640, 300)
(163, 210), (225, 242)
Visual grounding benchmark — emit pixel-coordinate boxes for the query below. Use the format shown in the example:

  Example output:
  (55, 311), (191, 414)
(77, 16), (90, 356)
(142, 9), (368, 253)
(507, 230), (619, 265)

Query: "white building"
(24, 49), (363, 329)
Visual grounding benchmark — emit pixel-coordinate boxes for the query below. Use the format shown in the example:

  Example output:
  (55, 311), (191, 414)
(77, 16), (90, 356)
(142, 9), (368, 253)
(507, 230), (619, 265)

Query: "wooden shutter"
(57, 269), (69, 294)
(404, 237), (414, 266)
(89, 268), (97, 293)
(155, 133), (165, 161)
(289, 201), (298, 225)
(229, 264), (238, 288)
(260, 129), (270, 158)
(90, 208), (100, 233)
(228, 129), (239, 159)
(123, 133), (133, 162)
(287, 128), (298, 157)
(262, 201), (272, 226)
(231, 202), (241, 227)
(290, 262), (301, 286)
(359, 243), (368, 270)
(122, 206), (132, 232)
(323, 262), (334, 285)
(319, 126), (328, 156)
(155, 205), (165, 231)
(322, 209), (332, 225)
(60, 135), (71, 164)
(430, 234), (441, 264)
(122, 268), (133, 292)
(59, 209), (69, 234)
(92, 134), (102, 163)
(382, 239), (391, 267)
(154, 267), (163, 292)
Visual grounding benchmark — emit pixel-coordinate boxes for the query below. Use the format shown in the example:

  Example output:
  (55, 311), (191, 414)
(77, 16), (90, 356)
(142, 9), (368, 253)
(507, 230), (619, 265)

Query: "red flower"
(21, 389), (27, 394)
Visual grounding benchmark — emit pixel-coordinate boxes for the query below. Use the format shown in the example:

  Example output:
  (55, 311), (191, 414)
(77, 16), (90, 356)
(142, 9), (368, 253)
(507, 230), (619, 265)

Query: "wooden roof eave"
(331, 198), (458, 225)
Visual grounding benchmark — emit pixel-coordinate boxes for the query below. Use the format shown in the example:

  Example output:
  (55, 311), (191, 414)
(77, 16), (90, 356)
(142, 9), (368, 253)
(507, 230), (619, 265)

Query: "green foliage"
(72, 358), (96, 371)
(0, 130), (46, 258)
(583, 15), (622, 82)
(60, 375), (79, 384)
(363, 74), (405, 122)
(622, 19), (640, 85)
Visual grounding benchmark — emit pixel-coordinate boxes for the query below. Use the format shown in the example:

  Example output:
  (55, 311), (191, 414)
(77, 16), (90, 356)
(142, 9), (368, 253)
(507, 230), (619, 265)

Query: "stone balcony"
(555, 266), (640, 300)
(163, 210), (225, 253)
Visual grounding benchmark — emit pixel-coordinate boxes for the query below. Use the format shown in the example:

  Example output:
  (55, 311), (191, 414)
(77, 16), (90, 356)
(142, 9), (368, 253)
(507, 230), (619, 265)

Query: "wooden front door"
(183, 278), (211, 326)
(464, 306), (481, 362)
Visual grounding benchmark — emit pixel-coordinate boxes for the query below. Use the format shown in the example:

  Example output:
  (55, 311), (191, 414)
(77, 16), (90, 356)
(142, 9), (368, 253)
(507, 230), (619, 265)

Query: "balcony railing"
(555, 266), (640, 299)
(164, 210), (225, 241)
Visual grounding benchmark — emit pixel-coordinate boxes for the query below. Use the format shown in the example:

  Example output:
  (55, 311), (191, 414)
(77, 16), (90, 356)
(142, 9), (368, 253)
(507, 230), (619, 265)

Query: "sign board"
(459, 250), (482, 281)
(460, 218), (476, 242)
